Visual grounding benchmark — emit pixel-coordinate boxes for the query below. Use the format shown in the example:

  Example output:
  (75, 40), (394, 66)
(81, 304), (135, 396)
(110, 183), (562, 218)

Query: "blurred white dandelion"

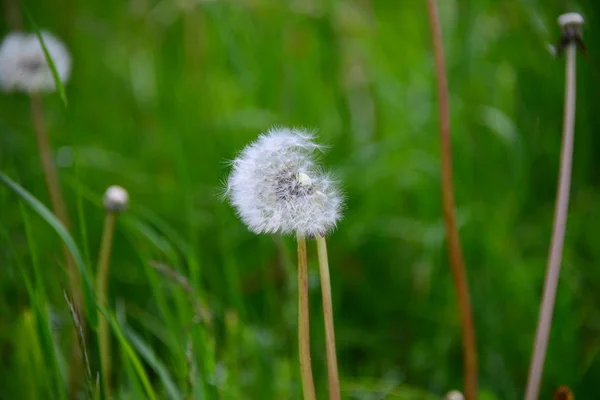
(0, 31), (71, 93)
(226, 127), (343, 237)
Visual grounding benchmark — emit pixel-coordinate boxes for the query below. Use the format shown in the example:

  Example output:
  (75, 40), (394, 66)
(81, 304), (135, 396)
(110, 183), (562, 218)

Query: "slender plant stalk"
(96, 211), (117, 395)
(31, 95), (81, 305)
(525, 42), (578, 400)
(425, 1), (478, 399)
(316, 235), (340, 400)
(30, 93), (85, 398)
(297, 234), (316, 400)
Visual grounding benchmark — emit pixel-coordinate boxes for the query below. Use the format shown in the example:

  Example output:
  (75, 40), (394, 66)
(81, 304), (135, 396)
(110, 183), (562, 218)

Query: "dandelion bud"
(444, 390), (465, 400)
(226, 127), (343, 237)
(0, 31), (71, 93)
(558, 12), (584, 29)
(103, 185), (129, 213)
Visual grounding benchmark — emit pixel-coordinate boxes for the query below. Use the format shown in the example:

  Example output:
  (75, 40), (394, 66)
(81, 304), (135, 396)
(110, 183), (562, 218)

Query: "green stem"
(315, 235), (340, 400)
(96, 211), (117, 395)
(297, 234), (316, 400)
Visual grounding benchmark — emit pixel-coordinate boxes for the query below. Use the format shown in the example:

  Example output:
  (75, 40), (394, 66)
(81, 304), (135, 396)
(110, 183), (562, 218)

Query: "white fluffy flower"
(226, 127), (343, 237)
(0, 31), (71, 93)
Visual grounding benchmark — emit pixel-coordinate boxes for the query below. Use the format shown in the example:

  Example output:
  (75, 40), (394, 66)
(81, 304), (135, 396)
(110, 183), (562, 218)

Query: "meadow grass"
(2, 0), (600, 399)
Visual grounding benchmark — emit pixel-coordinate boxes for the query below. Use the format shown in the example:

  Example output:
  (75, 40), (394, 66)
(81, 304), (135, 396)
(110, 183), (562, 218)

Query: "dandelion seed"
(0, 31), (71, 93)
(226, 127), (342, 237)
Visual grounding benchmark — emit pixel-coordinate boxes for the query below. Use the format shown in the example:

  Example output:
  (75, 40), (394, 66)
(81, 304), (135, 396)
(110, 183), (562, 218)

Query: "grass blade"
(123, 325), (183, 400)
(0, 172), (98, 328)
(100, 306), (158, 400)
(21, 271), (66, 399)
(21, 4), (68, 106)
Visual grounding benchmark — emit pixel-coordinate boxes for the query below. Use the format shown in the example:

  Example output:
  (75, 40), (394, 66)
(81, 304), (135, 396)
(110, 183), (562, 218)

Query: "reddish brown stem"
(425, 1), (478, 399)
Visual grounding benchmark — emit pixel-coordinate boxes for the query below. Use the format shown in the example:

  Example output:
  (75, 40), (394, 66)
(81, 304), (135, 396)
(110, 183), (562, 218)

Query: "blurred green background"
(1, 0), (600, 399)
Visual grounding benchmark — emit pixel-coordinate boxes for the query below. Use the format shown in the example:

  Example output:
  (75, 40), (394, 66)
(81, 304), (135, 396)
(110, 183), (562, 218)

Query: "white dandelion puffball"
(0, 31), (71, 93)
(226, 127), (343, 237)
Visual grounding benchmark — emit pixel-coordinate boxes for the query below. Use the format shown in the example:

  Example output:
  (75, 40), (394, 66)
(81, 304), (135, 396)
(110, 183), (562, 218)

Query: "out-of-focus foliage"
(1, 0), (600, 399)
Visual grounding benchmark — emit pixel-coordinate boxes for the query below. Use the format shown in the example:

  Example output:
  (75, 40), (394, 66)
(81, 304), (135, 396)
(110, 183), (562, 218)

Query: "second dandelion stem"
(297, 234), (316, 400)
(316, 235), (340, 400)
(30, 93), (84, 399)
(525, 41), (578, 400)
(31, 94), (81, 307)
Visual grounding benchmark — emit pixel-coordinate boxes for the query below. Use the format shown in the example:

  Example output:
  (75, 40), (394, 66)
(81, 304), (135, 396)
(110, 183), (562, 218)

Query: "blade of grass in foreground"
(99, 306), (158, 400)
(19, 204), (66, 397)
(21, 270), (66, 399)
(0, 172), (98, 328)
(123, 325), (183, 400)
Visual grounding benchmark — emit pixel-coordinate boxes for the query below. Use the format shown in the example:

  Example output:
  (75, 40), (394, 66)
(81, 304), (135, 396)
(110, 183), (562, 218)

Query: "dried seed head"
(225, 127), (343, 237)
(103, 185), (129, 213)
(0, 31), (71, 93)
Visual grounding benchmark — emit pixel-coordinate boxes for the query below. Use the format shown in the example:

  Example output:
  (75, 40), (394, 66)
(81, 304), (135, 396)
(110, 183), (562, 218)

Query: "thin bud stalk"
(525, 41), (578, 400)
(297, 234), (316, 400)
(96, 211), (117, 395)
(316, 235), (340, 400)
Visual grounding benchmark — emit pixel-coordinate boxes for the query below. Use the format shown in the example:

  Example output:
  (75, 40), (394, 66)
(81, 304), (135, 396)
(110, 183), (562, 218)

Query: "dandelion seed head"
(103, 185), (129, 213)
(0, 31), (71, 93)
(226, 127), (343, 236)
(558, 12), (584, 28)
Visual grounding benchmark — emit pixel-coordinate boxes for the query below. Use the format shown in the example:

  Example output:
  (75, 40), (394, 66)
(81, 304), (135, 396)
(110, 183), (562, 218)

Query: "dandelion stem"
(425, 1), (478, 399)
(297, 234), (316, 400)
(316, 235), (340, 400)
(31, 94), (79, 293)
(96, 211), (117, 395)
(525, 41), (578, 400)
(30, 93), (85, 398)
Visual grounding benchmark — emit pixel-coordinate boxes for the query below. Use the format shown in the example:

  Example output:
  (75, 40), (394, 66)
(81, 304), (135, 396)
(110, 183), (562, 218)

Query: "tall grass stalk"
(425, 1), (478, 398)
(297, 234), (316, 400)
(316, 235), (340, 400)
(525, 14), (581, 400)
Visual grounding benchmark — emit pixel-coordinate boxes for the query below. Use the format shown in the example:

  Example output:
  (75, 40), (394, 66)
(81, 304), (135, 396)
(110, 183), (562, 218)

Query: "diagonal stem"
(297, 234), (316, 400)
(425, 1), (478, 399)
(525, 42), (577, 400)
(316, 235), (340, 400)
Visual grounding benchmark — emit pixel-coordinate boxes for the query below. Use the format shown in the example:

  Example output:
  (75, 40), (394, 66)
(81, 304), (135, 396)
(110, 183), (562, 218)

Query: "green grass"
(2, 0), (600, 399)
